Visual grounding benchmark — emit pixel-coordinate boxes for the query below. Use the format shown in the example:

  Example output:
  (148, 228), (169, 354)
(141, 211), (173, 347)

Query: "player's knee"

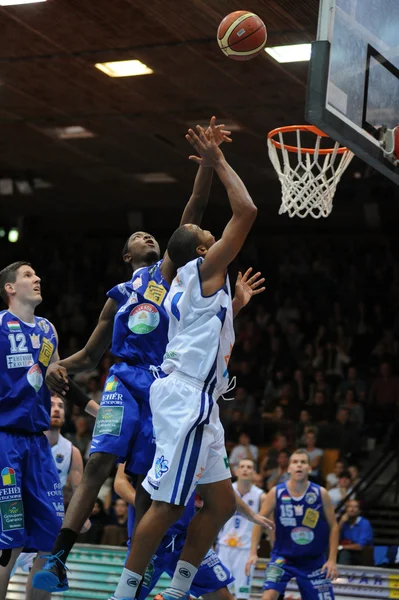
(152, 500), (184, 525)
(83, 452), (115, 486)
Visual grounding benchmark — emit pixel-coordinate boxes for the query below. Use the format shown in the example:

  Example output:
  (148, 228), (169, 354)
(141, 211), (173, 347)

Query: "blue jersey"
(274, 482), (329, 562)
(128, 492), (196, 543)
(0, 311), (57, 433)
(108, 261), (169, 367)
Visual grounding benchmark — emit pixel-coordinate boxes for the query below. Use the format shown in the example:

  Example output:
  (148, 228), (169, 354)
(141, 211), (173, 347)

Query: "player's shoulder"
(0, 310), (10, 327)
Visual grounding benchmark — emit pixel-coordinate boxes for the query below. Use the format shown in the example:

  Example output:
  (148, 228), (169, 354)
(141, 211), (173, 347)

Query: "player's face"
(288, 454), (311, 481)
(8, 265), (42, 306)
(236, 460), (255, 481)
(185, 224), (216, 251)
(50, 395), (65, 429)
(125, 231), (161, 265)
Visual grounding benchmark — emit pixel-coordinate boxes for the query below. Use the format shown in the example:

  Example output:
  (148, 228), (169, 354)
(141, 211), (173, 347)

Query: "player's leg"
(186, 547), (234, 600)
(231, 548), (252, 600)
(215, 545), (235, 596)
(26, 553), (51, 600)
(296, 564), (335, 600)
(261, 557), (291, 600)
(0, 548), (23, 597)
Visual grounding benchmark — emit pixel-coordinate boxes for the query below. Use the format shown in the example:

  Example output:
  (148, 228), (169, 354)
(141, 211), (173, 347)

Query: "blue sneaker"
(33, 551), (69, 592)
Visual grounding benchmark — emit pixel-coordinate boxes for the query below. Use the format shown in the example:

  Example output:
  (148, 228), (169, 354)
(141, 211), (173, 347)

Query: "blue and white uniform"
(90, 262), (169, 474)
(127, 493), (233, 600)
(51, 434), (72, 488)
(0, 311), (63, 551)
(217, 482), (264, 599)
(263, 482), (335, 599)
(143, 257), (234, 505)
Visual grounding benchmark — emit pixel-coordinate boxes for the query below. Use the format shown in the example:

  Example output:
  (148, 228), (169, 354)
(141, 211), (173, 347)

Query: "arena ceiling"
(0, 0), (397, 234)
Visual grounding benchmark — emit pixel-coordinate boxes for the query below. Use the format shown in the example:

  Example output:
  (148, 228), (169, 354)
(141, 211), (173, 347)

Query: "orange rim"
(268, 125), (349, 155)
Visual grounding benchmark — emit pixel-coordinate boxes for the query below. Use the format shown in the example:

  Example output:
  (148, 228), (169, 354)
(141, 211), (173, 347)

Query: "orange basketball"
(217, 11), (267, 61)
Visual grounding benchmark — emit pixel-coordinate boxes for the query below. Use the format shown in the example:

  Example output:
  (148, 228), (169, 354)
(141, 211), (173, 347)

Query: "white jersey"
(218, 482), (264, 549)
(51, 433), (72, 488)
(162, 257), (235, 397)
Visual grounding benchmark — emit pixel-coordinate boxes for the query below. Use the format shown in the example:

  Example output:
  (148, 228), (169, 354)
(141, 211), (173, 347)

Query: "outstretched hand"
(204, 116), (232, 147)
(234, 268), (266, 310)
(186, 116), (225, 166)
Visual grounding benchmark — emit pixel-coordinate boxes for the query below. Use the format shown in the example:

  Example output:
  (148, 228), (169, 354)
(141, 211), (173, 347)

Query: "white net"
(268, 128), (354, 218)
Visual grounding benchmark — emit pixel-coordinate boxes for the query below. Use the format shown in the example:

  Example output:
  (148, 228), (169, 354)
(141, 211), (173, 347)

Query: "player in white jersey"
(217, 459), (266, 600)
(110, 121), (272, 600)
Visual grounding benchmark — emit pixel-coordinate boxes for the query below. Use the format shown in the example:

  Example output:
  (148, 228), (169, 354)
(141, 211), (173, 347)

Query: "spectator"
(78, 498), (108, 544)
(308, 390), (330, 424)
(338, 499), (373, 565)
(266, 450), (290, 491)
(259, 434), (288, 485)
(319, 407), (361, 458)
(304, 430), (324, 482)
(326, 459), (346, 490)
(101, 498), (129, 546)
(224, 386), (256, 423)
(340, 389), (364, 428)
(295, 409), (312, 445)
(369, 361), (399, 427)
(308, 369), (332, 405)
(328, 471), (355, 510)
(335, 365), (367, 403)
(229, 432), (259, 471)
(66, 415), (92, 459)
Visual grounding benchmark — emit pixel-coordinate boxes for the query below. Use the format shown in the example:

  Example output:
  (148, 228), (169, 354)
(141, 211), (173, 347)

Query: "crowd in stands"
(3, 233), (399, 555)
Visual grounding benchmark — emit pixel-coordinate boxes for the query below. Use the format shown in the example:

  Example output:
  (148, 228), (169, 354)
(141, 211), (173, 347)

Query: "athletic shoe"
(154, 589), (191, 600)
(32, 551), (69, 592)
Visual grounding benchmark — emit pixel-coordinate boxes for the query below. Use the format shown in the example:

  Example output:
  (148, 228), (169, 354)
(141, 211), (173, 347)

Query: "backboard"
(306, 0), (399, 185)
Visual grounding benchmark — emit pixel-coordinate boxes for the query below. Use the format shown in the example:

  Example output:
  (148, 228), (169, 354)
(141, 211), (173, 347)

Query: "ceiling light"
(45, 126), (95, 139)
(0, 179), (13, 195)
(95, 60), (153, 78)
(8, 228), (19, 243)
(0, 228), (5, 238)
(33, 178), (53, 189)
(134, 172), (177, 184)
(265, 43), (311, 63)
(15, 180), (33, 195)
(0, 0), (46, 5)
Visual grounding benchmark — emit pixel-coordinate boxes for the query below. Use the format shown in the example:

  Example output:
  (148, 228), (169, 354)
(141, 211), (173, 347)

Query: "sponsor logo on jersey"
(274, 557), (286, 566)
(291, 526), (314, 545)
(154, 455), (169, 479)
(38, 319), (50, 334)
(117, 283), (129, 296)
(133, 275), (142, 290)
(1, 467), (16, 486)
(29, 333), (41, 349)
(7, 321), (21, 332)
(164, 350), (178, 361)
(294, 504), (304, 516)
(305, 492), (317, 504)
(105, 375), (119, 392)
(144, 280), (166, 306)
(143, 561), (155, 587)
(302, 507), (320, 528)
(39, 337), (54, 367)
(6, 353), (34, 369)
(265, 564), (284, 583)
(128, 303), (160, 335)
(117, 292), (139, 313)
(27, 364), (43, 392)
(196, 466), (205, 479)
(281, 494), (291, 503)
(55, 454), (64, 464)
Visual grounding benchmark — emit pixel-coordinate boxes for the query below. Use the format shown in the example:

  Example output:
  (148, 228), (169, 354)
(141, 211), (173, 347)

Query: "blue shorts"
(132, 534), (233, 600)
(263, 555), (334, 600)
(0, 432), (64, 551)
(90, 362), (157, 474)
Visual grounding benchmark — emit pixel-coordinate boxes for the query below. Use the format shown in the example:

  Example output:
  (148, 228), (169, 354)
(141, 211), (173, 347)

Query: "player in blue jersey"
(33, 118), (235, 594)
(114, 462), (273, 600)
(246, 449), (339, 600)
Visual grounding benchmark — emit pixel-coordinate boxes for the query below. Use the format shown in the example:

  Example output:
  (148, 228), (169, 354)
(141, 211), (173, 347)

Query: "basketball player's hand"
(45, 362), (69, 395)
(186, 118), (224, 166)
(204, 116), (232, 147)
(234, 267), (266, 310)
(253, 513), (275, 530)
(321, 559), (338, 581)
(245, 553), (258, 576)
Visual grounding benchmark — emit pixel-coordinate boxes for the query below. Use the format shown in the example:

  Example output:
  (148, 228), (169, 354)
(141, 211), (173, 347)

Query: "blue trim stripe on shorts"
(170, 361), (217, 505)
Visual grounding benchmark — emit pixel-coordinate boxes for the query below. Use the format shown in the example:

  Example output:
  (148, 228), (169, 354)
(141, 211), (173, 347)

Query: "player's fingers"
(251, 277), (266, 288)
(247, 271), (261, 284)
(253, 287), (266, 295)
(188, 155), (202, 164)
(242, 267), (253, 281)
(186, 130), (203, 148)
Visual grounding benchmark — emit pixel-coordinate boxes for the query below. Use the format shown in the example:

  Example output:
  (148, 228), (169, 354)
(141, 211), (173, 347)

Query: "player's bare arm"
(186, 124), (257, 295)
(320, 487), (339, 580)
(46, 298), (117, 395)
(114, 463), (136, 507)
(245, 488), (276, 576)
(235, 492), (274, 529)
(68, 446), (84, 493)
(161, 116), (232, 284)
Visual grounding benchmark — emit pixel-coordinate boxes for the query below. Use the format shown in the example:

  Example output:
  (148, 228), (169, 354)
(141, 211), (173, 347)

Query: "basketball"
(217, 11), (267, 61)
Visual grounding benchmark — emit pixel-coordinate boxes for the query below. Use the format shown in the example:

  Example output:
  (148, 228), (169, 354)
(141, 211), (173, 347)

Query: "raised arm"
(45, 298), (117, 395)
(186, 124), (257, 293)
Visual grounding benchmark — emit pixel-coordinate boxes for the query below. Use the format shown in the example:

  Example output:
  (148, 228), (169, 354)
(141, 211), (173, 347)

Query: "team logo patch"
(248, 499), (254, 506)
(7, 321), (21, 332)
(144, 280), (166, 306)
(291, 526), (314, 545)
(154, 455), (169, 479)
(133, 275), (142, 290)
(302, 507), (320, 528)
(105, 375), (119, 392)
(30, 334), (41, 349)
(38, 319), (50, 334)
(305, 492), (317, 505)
(128, 303), (160, 335)
(27, 364), (43, 392)
(179, 567), (191, 578)
(55, 454), (64, 464)
(274, 557), (286, 566)
(117, 283), (129, 296)
(1, 467), (16, 486)
(38, 338), (54, 367)
(265, 564), (284, 583)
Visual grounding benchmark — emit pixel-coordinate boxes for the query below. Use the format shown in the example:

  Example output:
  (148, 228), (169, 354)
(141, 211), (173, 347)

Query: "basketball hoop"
(267, 125), (354, 219)
(378, 124), (399, 167)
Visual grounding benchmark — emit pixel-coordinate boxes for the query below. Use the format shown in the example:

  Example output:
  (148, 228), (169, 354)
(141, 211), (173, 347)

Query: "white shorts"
(216, 545), (253, 599)
(143, 372), (231, 505)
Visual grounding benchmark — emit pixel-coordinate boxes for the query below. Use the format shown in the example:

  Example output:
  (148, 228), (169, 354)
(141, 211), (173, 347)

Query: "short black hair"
(0, 261), (31, 305)
(167, 226), (201, 269)
(340, 470), (351, 480)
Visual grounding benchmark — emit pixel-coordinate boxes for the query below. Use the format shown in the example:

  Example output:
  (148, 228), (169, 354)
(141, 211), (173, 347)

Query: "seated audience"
(338, 499), (373, 565)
